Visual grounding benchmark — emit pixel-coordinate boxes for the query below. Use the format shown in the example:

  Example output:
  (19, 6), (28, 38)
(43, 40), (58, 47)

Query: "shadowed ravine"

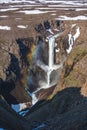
(1, 87), (87, 130)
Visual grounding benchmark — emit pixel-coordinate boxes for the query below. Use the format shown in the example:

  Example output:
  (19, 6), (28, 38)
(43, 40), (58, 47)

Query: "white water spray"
(48, 37), (55, 69)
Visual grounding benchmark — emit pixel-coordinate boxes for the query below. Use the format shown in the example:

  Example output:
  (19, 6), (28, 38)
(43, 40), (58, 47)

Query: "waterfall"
(48, 37), (55, 69)
(25, 33), (63, 105)
(47, 36), (55, 87)
(47, 70), (51, 86)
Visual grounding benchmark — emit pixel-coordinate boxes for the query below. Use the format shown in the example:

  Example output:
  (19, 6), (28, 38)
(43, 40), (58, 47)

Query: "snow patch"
(0, 8), (19, 12)
(66, 33), (73, 54)
(47, 29), (54, 34)
(51, 13), (56, 16)
(66, 27), (80, 54)
(0, 26), (11, 30)
(71, 24), (76, 29)
(55, 48), (60, 53)
(57, 15), (87, 20)
(73, 27), (80, 41)
(76, 8), (87, 11)
(17, 25), (28, 29)
(0, 15), (8, 18)
(18, 10), (55, 14)
(0, 0), (36, 4)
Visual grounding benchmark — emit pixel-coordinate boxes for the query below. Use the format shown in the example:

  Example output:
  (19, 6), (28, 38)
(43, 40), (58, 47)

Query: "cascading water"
(48, 37), (55, 69)
(46, 35), (63, 87)
(25, 34), (63, 105)
(47, 37), (55, 86)
(24, 25), (80, 106)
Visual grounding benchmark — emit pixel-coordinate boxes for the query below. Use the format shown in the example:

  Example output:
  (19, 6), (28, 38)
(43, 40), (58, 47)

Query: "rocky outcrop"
(53, 42), (87, 94)
(1, 87), (87, 130)
(0, 98), (29, 130)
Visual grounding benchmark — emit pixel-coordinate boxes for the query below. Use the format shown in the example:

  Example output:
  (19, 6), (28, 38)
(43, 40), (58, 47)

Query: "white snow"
(57, 15), (87, 20)
(71, 24), (76, 28)
(18, 10), (55, 14)
(17, 25), (28, 29)
(76, 8), (87, 11)
(0, 0), (36, 3)
(66, 33), (73, 54)
(0, 8), (19, 12)
(55, 48), (60, 53)
(51, 13), (56, 16)
(66, 44), (73, 54)
(66, 27), (80, 54)
(0, 26), (11, 30)
(0, 0), (87, 7)
(15, 18), (22, 20)
(54, 28), (59, 32)
(0, 15), (8, 18)
(47, 0), (87, 6)
(47, 29), (54, 34)
(73, 27), (80, 41)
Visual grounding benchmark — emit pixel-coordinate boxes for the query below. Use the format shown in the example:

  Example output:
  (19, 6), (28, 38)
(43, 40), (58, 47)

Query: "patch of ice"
(12, 102), (30, 112)
(18, 9), (55, 14)
(57, 15), (87, 20)
(11, 104), (20, 112)
(0, 26), (11, 30)
(0, 128), (5, 130)
(17, 25), (28, 29)
(0, 8), (19, 12)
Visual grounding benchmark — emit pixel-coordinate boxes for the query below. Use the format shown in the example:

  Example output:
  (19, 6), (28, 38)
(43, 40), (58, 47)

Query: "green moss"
(68, 46), (87, 64)
(64, 70), (86, 87)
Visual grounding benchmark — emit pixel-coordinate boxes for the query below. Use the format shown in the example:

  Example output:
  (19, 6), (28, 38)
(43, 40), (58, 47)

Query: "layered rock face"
(0, 19), (68, 106)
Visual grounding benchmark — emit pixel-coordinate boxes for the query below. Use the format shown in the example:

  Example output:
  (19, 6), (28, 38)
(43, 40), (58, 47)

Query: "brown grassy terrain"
(0, 3), (87, 104)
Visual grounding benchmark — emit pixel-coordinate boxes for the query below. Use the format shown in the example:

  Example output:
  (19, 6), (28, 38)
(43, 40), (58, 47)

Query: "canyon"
(0, 0), (87, 130)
